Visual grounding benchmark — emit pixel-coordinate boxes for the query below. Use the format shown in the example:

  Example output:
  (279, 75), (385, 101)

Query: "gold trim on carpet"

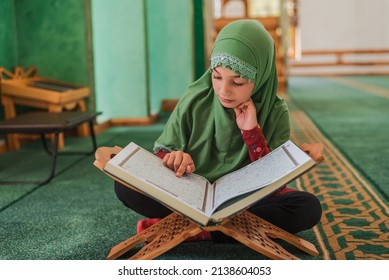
(290, 110), (389, 260)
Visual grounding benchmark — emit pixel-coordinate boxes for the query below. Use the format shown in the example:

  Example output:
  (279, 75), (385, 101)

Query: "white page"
(118, 146), (209, 211)
(212, 141), (309, 211)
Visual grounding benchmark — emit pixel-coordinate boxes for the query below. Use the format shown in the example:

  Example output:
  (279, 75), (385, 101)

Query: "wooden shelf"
(0, 67), (90, 150)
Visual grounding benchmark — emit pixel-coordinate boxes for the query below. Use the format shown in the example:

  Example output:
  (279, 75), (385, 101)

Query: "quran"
(103, 140), (320, 226)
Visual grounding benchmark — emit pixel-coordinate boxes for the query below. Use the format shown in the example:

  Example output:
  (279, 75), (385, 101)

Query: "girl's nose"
(219, 82), (230, 96)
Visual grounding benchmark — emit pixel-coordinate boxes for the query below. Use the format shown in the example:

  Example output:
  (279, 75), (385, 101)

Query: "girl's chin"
(221, 104), (234, 109)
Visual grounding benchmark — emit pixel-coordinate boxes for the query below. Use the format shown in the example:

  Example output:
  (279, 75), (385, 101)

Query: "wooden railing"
(289, 49), (389, 75)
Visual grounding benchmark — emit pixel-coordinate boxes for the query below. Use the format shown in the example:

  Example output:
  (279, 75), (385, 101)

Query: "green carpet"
(0, 120), (318, 260)
(0, 123), (173, 260)
(288, 76), (389, 200)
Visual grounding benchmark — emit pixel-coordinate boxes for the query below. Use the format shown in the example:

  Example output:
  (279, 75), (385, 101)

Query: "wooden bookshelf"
(0, 67), (90, 150)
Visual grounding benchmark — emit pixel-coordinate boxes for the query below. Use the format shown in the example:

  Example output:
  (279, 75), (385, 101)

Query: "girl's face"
(211, 66), (255, 109)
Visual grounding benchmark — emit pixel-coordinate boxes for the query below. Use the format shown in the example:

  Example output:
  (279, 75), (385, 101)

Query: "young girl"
(114, 19), (322, 240)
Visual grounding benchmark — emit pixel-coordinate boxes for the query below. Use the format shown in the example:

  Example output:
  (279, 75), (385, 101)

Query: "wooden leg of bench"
(2, 96), (20, 151)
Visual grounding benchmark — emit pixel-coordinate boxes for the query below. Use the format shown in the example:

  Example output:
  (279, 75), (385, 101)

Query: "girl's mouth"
(220, 97), (233, 104)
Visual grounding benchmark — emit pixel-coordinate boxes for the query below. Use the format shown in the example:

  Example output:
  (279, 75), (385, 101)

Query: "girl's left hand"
(234, 99), (258, 130)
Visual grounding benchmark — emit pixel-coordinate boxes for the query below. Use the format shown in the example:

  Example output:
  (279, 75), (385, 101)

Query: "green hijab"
(154, 20), (290, 183)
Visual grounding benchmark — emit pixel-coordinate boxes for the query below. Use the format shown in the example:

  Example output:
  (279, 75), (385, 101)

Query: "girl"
(114, 19), (322, 240)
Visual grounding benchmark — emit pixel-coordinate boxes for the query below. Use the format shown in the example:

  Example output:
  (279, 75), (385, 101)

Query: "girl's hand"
(234, 99), (258, 130)
(163, 151), (195, 177)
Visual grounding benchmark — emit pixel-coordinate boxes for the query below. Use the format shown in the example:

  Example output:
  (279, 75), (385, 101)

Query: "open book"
(104, 140), (320, 226)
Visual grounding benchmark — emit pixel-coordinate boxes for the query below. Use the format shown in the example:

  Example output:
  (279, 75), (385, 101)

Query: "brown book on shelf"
(103, 140), (322, 226)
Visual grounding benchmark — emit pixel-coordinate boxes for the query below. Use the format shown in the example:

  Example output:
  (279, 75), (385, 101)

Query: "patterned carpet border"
(290, 110), (389, 260)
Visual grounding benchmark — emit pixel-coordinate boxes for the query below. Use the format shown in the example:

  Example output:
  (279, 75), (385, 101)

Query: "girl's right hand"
(234, 98), (258, 131)
(163, 151), (195, 177)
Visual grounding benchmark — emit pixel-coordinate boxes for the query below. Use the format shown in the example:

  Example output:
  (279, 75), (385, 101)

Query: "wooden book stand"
(94, 143), (324, 260)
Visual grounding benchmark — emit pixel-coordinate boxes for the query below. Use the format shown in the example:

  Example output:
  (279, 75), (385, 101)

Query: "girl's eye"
(232, 81), (244, 86)
(212, 75), (221, 80)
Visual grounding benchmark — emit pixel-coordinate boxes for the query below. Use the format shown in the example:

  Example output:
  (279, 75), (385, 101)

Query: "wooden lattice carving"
(218, 211), (319, 260)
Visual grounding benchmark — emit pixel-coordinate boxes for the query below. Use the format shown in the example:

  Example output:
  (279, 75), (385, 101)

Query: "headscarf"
(154, 19), (290, 183)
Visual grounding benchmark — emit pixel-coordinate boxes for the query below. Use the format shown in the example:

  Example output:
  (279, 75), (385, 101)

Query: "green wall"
(147, 0), (194, 114)
(193, 0), (206, 79)
(0, 0), (18, 119)
(92, 0), (195, 119)
(91, 0), (149, 121)
(14, 0), (90, 86)
(0, 0), (17, 70)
